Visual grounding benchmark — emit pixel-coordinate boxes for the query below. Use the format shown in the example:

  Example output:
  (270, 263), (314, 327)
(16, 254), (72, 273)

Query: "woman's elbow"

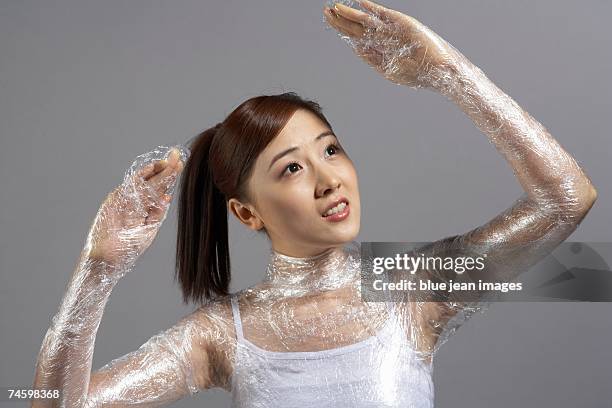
(556, 182), (598, 223)
(585, 184), (598, 206)
(575, 182), (598, 215)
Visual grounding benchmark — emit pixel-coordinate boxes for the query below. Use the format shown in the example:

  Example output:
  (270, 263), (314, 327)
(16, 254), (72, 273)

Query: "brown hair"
(175, 92), (334, 305)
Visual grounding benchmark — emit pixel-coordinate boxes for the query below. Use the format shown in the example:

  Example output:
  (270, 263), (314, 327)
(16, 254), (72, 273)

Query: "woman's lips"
(322, 202), (350, 222)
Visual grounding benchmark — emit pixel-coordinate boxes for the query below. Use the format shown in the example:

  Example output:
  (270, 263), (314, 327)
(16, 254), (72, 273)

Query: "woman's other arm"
(325, 0), (597, 352)
(31, 146), (205, 407)
(413, 53), (597, 351)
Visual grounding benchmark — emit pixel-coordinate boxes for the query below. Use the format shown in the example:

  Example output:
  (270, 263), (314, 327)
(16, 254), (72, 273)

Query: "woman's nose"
(315, 167), (341, 197)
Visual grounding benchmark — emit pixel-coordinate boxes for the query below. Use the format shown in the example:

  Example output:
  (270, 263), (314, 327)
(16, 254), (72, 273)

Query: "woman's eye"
(325, 143), (342, 157)
(283, 162), (302, 176)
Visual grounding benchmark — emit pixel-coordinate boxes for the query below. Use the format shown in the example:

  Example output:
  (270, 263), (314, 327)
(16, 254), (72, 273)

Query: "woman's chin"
(318, 223), (360, 244)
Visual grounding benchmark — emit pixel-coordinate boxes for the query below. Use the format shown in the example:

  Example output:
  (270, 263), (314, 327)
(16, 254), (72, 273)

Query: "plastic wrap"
(31, 146), (207, 408)
(323, 0), (597, 357)
(32, 1), (597, 407)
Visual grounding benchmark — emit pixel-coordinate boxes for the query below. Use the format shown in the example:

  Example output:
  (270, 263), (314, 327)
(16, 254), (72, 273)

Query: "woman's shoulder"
(191, 294), (234, 324)
(230, 282), (276, 302)
(189, 287), (269, 331)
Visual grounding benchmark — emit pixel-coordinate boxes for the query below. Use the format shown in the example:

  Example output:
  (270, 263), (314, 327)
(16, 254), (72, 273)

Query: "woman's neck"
(263, 241), (360, 294)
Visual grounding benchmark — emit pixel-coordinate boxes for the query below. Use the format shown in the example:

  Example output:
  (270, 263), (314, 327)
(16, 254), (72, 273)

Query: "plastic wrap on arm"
(30, 145), (220, 408)
(83, 307), (214, 407)
(323, 0), (597, 356)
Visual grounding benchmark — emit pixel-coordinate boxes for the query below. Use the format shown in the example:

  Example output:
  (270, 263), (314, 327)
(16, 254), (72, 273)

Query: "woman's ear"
(227, 198), (264, 231)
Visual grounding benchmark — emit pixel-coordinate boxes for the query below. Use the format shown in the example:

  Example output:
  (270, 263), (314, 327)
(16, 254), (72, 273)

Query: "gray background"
(1, 0), (611, 407)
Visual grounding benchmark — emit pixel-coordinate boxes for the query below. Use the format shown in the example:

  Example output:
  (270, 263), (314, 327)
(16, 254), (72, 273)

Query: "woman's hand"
(324, 0), (467, 90)
(83, 147), (186, 278)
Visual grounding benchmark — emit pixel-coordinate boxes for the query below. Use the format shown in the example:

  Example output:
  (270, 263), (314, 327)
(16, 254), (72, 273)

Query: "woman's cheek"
(269, 192), (305, 221)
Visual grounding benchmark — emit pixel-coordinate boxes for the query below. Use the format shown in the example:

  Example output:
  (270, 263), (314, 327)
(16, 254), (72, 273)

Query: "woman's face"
(229, 109), (361, 257)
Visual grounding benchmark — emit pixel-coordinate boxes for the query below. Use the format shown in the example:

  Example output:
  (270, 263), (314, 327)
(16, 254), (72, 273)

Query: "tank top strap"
(230, 295), (245, 341)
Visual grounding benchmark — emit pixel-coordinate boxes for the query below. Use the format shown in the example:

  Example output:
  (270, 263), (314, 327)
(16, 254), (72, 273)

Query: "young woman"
(32, 1), (597, 407)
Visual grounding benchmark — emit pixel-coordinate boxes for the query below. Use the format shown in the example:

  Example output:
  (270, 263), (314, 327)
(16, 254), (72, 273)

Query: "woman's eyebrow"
(267, 131), (336, 171)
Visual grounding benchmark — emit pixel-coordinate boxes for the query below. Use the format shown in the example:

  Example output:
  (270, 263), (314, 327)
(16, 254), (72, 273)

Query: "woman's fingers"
(165, 147), (181, 168)
(145, 193), (172, 225)
(127, 148), (183, 212)
(325, 2), (400, 40)
(137, 147), (180, 182)
(134, 159), (166, 188)
(113, 147), (184, 219)
(355, 0), (399, 22)
(144, 150), (183, 224)
(136, 162), (156, 180)
(148, 156), (182, 196)
(324, 6), (365, 38)
(333, 3), (372, 26)
(359, 0), (424, 31)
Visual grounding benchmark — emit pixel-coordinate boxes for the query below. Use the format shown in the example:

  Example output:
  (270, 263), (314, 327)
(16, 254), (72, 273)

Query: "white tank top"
(229, 295), (435, 407)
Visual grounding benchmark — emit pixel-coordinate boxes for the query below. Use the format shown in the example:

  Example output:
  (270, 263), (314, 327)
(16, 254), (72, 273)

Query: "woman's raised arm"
(30, 146), (220, 407)
(325, 0), (597, 353)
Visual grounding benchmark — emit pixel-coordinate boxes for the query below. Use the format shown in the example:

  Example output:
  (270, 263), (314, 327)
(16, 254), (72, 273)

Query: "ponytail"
(175, 123), (230, 305)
